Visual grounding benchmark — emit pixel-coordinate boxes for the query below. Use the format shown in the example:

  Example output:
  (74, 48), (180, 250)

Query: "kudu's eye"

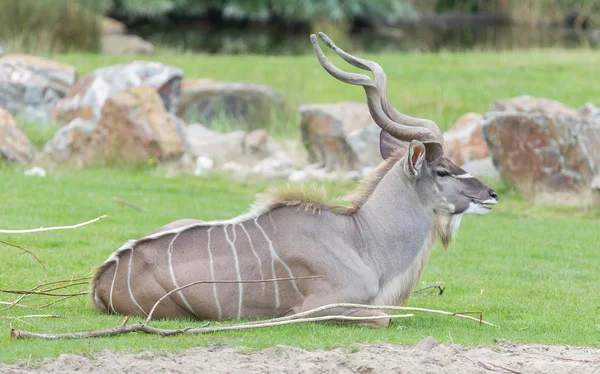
(436, 170), (450, 177)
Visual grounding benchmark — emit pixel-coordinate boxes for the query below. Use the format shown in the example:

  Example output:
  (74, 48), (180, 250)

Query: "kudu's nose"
(489, 189), (498, 201)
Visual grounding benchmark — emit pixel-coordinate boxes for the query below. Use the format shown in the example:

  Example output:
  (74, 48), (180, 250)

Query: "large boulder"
(0, 107), (35, 164)
(490, 95), (580, 117)
(42, 118), (96, 165)
(101, 34), (156, 55)
(183, 124), (247, 165)
(178, 79), (285, 128)
(483, 96), (600, 197)
(0, 55), (77, 121)
(44, 87), (185, 166)
(443, 112), (489, 166)
(183, 125), (278, 166)
(299, 102), (381, 170)
(52, 61), (183, 124)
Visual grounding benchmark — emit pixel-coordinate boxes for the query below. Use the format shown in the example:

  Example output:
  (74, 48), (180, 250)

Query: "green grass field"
(1, 48), (600, 363)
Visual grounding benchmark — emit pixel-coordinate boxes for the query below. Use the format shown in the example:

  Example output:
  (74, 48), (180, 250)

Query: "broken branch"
(10, 313), (415, 339)
(0, 215), (107, 234)
(0, 239), (46, 270)
(112, 197), (147, 212)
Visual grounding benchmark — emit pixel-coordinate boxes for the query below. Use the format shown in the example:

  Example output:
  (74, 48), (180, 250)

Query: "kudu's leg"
(296, 297), (391, 328)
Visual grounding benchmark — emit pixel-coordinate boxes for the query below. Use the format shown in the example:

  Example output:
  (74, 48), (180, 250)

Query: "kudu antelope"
(90, 33), (498, 327)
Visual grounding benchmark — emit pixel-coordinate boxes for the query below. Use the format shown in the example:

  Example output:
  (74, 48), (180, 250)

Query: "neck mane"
(255, 153), (461, 250)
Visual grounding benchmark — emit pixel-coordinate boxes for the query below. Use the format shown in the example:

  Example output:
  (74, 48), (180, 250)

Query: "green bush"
(0, 0), (107, 54)
(115, 0), (419, 25)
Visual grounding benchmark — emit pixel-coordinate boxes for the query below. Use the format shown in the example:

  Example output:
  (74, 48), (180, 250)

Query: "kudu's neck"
(354, 161), (436, 278)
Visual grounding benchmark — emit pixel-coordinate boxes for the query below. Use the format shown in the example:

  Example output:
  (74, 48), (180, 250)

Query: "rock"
(490, 95), (580, 117)
(346, 124), (382, 168)
(24, 166), (47, 177)
(194, 156), (214, 177)
(288, 170), (309, 183)
(42, 118), (95, 164)
(0, 107), (35, 164)
(52, 61), (183, 124)
(101, 34), (156, 55)
(44, 87), (185, 166)
(443, 112), (488, 166)
(361, 166), (375, 178)
(0, 54), (77, 96)
(414, 336), (438, 352)
(460, 157), (500, 181)
(592, 176), (600, 209)
(244, 129), (269, 159)
(0, 55), (77, 121)
(300, 102), (381, 170)
(100, 17), (126, 35)
(483, 110), (600, 197)
(343, 170), (362, 181)
(580, 103), (600, 122)
(184, 124), (246, 165)
(178, 79), (285, 128)
(251, 157), (294, 179)
(221, 161), (250, 179)
(93, 87), (185, 163)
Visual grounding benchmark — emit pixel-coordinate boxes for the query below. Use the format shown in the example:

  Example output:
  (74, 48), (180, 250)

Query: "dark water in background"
(129, 21), (600, 55)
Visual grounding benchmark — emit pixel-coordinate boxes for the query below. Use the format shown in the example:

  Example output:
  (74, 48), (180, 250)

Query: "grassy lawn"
(1, 48), (599, 363)
(0, 168), (598, 364)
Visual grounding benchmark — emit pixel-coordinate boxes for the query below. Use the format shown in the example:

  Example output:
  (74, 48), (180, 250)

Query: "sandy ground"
(2, 338), (600, 373)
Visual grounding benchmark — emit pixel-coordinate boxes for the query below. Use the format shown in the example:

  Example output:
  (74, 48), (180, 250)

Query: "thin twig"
(412, 283), (445, 296)
(0, 240), (46, 270)
(0, 289), (87, 297)
(1, 278), (91, 311)
(0, 215), (107, 234)
(113, 197), (147, 212)
(237, 303), (495, 327)
(1, 315), (66, 320)
(0, 301), (35, 309)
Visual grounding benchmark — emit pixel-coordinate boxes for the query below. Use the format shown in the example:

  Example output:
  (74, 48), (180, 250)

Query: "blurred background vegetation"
(0, 0), (598, 55)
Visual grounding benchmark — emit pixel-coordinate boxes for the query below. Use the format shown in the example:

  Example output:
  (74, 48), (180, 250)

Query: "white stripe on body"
(168, 231), (199, 318)
(239, 222), (266, 294)
(207, 227), (223, 319)
(253, 218), (303, 310)
(109, 258), (119, 313)
(224, 224), (243, 319)
(127, 247), (147, 316)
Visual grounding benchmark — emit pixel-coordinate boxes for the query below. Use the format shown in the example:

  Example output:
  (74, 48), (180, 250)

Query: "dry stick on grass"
(412, 283), (445, 296)
(113, 197), (147, 213)
(10, 277), (495, 340)
(2, 315), (66, 320)
(11, 313), (416, 339)
(0, 289), (87, 297)
(0, 239), (46, 270)
(0, 215), (107, 234)
(1, 277), (91, 312)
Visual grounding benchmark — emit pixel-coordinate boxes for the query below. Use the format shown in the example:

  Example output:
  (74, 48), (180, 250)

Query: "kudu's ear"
(408, 140), (426, 177)
(379, 130), (408, 160)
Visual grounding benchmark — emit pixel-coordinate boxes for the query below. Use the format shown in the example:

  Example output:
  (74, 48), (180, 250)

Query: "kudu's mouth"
(472, 198), (498, 212)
